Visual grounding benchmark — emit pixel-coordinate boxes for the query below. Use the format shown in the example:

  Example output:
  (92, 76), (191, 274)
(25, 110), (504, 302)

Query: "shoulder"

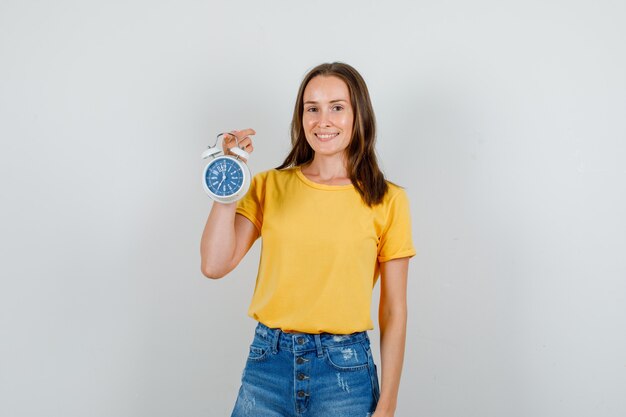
(249, 167), (299, 190)
(382, 181), (410, 206)
(369, 181), (411, 221)
(370, 181), (413, 236)
(251, 167), (297, 182)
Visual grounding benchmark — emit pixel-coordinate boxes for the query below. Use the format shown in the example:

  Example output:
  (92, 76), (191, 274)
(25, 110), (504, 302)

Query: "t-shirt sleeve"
(235, 172), (265, 234)
(378, 188), (417, 262)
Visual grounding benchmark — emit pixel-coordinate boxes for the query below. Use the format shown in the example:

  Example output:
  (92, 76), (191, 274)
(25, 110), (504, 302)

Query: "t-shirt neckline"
(295, 166), (354, 190)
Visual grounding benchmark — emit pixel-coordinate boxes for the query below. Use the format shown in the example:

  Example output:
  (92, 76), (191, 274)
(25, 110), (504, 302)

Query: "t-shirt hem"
(249, 315), (374, 334)
(235, 209), (262, 234)
(377, 250), (416, 263)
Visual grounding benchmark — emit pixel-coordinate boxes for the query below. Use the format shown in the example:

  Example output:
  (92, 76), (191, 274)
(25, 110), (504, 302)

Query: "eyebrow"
(303, 99), (348, 105)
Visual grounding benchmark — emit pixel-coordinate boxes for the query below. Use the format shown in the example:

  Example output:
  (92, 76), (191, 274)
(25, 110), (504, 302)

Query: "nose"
(318, 109), (332, 127)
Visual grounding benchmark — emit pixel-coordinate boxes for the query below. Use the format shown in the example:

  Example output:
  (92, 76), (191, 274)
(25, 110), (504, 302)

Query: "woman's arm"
(374, 257), (410, 416)
(200, 204), (258, 279)
(200, 129), (259, 279)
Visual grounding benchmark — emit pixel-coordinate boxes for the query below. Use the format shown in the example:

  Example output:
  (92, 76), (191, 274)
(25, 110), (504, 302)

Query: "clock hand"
(215, 172), (224, 187)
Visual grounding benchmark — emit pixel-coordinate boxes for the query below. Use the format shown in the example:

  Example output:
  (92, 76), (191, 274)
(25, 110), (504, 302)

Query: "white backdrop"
(1, 1), (625, 416)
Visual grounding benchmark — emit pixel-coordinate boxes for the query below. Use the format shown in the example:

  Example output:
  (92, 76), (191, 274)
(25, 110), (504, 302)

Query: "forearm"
(200, 201), (238, 278)
(376, 306), (407, 414)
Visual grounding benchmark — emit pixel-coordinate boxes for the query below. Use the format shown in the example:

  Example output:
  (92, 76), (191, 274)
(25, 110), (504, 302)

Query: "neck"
(303, 153), (349, 181)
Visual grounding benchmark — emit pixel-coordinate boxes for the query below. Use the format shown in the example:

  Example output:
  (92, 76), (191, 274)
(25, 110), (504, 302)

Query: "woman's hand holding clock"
(222, 128), (255, 162)
(200, 127), (258, 277)
(202, 128), (254, 203)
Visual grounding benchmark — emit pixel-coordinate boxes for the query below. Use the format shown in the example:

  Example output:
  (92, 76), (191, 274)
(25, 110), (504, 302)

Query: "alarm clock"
(201, 132), (251, 203)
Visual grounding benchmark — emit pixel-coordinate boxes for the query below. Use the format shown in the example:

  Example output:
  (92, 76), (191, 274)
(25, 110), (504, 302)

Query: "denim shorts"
(230, 321), (380, 417)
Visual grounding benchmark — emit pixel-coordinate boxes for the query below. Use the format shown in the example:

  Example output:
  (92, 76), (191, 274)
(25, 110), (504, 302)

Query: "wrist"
(213, 201), (237, 209)
(375, 398), (397, 413)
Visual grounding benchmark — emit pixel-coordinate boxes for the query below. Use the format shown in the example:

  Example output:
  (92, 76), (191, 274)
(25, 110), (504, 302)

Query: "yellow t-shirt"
(235, 166), (416, 334)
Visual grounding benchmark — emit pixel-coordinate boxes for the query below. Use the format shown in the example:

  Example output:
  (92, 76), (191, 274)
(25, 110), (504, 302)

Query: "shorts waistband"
(253, 322), (369, 354)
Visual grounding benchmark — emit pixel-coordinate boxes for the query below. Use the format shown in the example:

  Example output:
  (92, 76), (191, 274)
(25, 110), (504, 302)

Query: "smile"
(315, 133), (339, 141)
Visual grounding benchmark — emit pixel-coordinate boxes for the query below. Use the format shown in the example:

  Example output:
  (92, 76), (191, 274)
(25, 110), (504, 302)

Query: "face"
(302, 75), (354, 160)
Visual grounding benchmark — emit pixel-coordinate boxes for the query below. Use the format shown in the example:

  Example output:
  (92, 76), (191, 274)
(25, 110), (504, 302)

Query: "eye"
(332, 105), (344, 111)
(305, 106), (318, 112)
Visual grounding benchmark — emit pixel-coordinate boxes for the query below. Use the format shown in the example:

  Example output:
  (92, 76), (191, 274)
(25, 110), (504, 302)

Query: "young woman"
(201, 62), (415, 417)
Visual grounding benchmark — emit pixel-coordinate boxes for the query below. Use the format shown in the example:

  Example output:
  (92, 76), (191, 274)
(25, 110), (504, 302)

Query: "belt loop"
(271, 328), (281, 354)
(314, 334), (323, 357)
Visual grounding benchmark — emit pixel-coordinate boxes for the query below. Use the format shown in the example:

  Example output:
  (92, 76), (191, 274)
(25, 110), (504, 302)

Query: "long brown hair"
(276, 62), (388, 206)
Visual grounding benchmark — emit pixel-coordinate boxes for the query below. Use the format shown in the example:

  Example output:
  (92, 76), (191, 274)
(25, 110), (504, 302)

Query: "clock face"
(204, 157), (245, 197)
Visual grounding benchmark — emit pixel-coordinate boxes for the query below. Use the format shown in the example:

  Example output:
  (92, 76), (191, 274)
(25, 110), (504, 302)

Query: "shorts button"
(296, 337), (305, 345)
(296, 357), (305, 364)
(297, 390), (306, 398)
(297, 373), (306, 380)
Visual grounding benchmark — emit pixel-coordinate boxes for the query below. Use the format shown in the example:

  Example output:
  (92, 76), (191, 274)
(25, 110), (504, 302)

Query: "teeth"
(316, 133), (338, 139)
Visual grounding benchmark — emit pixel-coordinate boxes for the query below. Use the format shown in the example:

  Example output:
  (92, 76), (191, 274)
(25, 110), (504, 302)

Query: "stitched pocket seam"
(247, 345), (270, 362)
(324, 343), (369, 371)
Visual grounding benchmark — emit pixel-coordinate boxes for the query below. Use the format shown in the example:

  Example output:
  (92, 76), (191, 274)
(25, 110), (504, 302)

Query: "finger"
(231, 128), (255, 139)
(236, 141), (253, 150)
(229, 142), (253, 154)
(226, 137), (254, 151)
(239, 128), (256, 137)
(235, 137), (253, 147)
(222, 133), (236, 146)
(224, 130), (252, 142)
